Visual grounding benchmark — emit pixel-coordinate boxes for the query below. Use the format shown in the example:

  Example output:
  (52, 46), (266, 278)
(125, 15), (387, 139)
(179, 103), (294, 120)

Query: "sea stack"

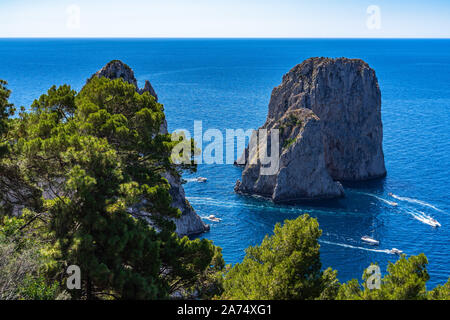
(92, 60), (158, 102)
(91, 60), (208, 236)
(235, 57), (386, 202)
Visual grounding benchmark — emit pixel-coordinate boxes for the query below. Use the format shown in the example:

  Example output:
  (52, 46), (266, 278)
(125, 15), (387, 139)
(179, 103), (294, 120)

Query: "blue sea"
(1, 39), (449, 288)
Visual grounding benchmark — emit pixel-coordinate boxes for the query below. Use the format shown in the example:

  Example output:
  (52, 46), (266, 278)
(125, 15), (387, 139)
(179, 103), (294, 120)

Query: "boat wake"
(185, 177), (208, 183)
(319, 240), (394, 255)
(355, 192), (398, 207)
(187, 196), (215, 201)
(355, 192), (444, 227)
(407, 209), (441, 227)
(389, 194), (444, 213)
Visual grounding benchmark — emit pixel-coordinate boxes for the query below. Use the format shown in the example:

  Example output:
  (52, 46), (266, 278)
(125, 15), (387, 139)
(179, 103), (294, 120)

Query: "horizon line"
(1, 36), (450, 40)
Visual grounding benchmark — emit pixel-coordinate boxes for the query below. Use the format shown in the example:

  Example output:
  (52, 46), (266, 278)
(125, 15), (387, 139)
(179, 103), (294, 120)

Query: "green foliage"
(0, 80), (14, 135)
(40, 135), (167, 299)
(286, 114), (303, 127)
(0, 240), (39, 300)
(428, 278), (450, 300)
(337, 254), (431, 300)
(31, 84), (77, 121)
(222, 215), (339, 300)
(186, 245), (225, 299)
(0, 80), (15, 158)
(283, 138), (296, 149)
(0, 213), (47, 248)
(0, 68), (220, 300)
(0, 215), (61, 300)
(18, 275), (60, 300)
(318, 267), (341, 300)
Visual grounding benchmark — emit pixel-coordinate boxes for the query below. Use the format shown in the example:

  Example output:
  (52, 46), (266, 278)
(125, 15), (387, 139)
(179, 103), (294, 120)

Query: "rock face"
(92, 60), (158, 102)
(92, 60), (208, 236)
(93, 60), (140, 89)
(163, 173), (209, 236)
(139, 80), (159, 102)
(235, 57), (386, 202)
(235, 109), (345, 202)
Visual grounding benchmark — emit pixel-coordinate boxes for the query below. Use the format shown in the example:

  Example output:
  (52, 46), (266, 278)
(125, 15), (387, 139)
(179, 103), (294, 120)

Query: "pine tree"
(4, 76), (220, 299)
(222, 214), (340, 300)
(337, 254), (431, 300)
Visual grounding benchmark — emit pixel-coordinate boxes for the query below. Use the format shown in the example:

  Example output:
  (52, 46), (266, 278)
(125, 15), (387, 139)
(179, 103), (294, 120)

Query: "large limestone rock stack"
(91, 60), (208, 236)
(235, 57), (386, 202)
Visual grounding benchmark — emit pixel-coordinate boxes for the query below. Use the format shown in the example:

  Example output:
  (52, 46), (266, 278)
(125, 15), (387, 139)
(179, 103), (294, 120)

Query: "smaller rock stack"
(91, 60), (208, 235)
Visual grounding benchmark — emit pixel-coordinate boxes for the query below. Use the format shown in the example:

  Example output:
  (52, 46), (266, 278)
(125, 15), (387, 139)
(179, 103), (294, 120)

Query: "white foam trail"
(409, 209), (441, 227)
(412, 214), (435, 227)
(390, 194), (444, 213)
(187, 196), (215, 201)
(355, 192), (398, 207)
(319, 240), (394, 254)
(398, 207), (441, 227)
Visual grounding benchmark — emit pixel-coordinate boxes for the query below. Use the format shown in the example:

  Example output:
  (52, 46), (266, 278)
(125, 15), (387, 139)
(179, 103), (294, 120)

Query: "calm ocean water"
(1, 39), (449, 288)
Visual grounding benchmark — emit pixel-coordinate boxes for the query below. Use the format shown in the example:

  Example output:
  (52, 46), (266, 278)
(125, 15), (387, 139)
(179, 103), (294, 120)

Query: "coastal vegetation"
(222, 215), (340, 300)
(0, 77), (448, 300)
(221, 215), (449, 300)
(0, 77), (220, 299)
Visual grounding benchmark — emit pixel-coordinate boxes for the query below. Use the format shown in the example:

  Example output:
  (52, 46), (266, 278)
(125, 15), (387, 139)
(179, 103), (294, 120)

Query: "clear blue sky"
(1, 0), (449, 38)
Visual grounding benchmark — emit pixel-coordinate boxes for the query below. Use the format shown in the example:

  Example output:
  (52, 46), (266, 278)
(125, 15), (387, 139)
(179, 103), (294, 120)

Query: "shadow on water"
(238, 193), (348, 209)
(340, 176), (387, 192)
(232, 176), (388, 214)
(234, 186), (388, 219)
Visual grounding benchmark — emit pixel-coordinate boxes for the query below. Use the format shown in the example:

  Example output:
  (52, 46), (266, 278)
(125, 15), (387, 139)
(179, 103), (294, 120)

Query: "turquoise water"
(1, 39), (449, 288)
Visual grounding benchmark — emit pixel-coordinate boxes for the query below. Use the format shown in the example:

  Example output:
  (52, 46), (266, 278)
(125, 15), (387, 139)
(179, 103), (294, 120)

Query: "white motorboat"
(389, 248), (403, 255)
(197, 177), (207, 183)
(207, 215), (221, 222)
(415, 213), (441, 228)
(429, 218), (441, 228)
(361, 236), (380, 246)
